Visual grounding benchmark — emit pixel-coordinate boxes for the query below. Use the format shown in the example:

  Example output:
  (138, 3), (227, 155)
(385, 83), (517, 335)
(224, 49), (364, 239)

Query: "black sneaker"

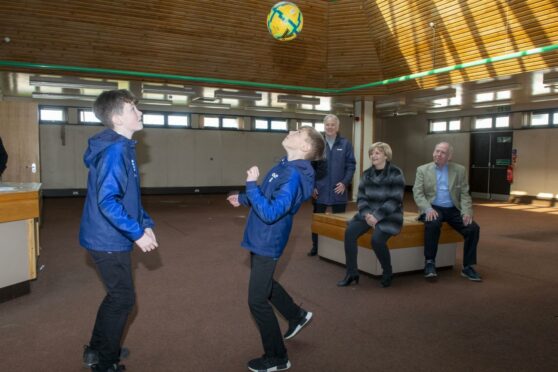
(424, 261), (437, 278)
(461, 266), (482, 282)
(307, 248), (317, 256)
(247, 355), (291, 372)
(83, 345), (129, 368)
(91, 363), (126, 372)
(284, 308), (313, 340)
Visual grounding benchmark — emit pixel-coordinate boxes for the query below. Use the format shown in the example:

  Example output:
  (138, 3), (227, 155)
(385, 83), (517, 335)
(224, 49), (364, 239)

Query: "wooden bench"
(311, 211), (463, 276)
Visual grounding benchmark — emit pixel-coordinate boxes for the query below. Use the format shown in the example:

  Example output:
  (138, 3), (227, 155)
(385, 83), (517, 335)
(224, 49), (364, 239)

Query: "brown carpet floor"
(1, 193), (557, 371)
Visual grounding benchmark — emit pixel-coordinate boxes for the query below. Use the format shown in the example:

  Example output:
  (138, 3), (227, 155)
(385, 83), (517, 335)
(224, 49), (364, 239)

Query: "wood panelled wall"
(0, 1), (557, 94)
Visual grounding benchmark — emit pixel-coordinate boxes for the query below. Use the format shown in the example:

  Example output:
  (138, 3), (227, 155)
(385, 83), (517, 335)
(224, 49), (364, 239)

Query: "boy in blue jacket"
(227, 126), (325, 372)
(79, 89), (158, 372)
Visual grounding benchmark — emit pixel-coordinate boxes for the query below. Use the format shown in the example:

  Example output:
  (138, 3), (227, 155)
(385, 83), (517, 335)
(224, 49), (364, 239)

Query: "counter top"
(0, 183), (42, 223)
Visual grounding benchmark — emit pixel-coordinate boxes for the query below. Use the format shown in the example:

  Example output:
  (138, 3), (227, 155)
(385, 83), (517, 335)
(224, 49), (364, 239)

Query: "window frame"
(428, 118), (462, 133)
(528, 109), (558, 128)
(200, 114), (240, 130)
(254, 117), (289, 132)
(473, 114), (510, 130)
(39, 105), (68, 124)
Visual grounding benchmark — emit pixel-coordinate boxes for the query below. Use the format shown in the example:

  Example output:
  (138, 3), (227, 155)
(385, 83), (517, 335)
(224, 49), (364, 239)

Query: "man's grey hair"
(436, 141), (454, 155)
(323, 114), (340, 126)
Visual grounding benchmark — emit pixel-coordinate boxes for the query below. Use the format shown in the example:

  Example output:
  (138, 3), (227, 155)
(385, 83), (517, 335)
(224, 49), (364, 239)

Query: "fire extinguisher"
(506, 165), (514, 183)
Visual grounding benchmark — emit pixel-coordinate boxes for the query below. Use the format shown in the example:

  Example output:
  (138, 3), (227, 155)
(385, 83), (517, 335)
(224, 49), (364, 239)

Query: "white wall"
(40, 125), (285, 189)
(512, 127), (558, 197)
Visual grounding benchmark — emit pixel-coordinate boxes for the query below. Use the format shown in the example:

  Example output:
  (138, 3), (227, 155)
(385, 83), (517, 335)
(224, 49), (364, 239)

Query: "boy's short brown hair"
(93, 89), (138, 129)
(302, 126), (326, 161)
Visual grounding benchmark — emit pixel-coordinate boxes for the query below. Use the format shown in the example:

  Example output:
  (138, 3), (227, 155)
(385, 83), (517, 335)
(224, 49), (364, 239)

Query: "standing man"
(413, 142), (482, 282)
(79, 90), (158, 372)
(0, 136), (8, 181)
(308, 114), (356, 256)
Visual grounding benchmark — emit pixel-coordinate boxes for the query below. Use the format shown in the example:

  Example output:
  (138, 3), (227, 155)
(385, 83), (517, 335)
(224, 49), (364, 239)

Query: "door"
(470, 131), (513, 200)
(0, 101), (40, 183)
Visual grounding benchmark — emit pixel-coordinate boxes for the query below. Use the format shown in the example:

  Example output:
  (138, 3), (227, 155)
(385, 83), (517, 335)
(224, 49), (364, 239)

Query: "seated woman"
(337, 142), (405, 288)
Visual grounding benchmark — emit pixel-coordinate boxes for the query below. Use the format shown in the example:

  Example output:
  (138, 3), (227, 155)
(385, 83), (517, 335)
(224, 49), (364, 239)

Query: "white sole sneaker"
(284, 311), (313, 340)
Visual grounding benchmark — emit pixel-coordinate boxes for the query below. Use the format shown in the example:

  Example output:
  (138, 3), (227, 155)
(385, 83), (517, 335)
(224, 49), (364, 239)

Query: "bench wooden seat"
(311, 211), (463, 276)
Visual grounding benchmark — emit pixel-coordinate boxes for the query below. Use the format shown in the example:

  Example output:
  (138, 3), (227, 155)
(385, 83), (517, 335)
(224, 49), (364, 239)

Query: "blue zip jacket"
(79, 128), (154, 252)
(315, 135), (356, 205)
(238, 157), (314, 258)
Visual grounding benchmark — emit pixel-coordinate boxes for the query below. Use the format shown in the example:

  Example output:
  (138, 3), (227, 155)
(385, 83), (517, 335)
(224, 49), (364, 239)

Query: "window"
(271, 120), (287, 131)
(474, 117), (493, 129)
(168, 114), (189, 127)
(39, 106), (67, 124)
(297, 120), (325, 132)
(448, 119), (461, 131)
(78, 109), (101, 124)
(473, 115), (509, 130)
(429, 118), (461, 133)
(495, 116), (509, 128)
(431, 120), (447, 132)
(255, 119), (269, 130)
(474, 90), (511, 103)
(222, 117), (239, 129)
(201, 115), (239, 129)
(255, 118), (288, 131)
(142, 113), (165, 126)
(144, 111), (191, 127)
(529, 110), (558, 127)
(202, 116), (220, 128)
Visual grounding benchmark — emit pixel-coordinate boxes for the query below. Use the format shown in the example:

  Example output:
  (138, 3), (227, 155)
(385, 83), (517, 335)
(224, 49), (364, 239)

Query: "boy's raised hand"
(246, 166), (259, 182)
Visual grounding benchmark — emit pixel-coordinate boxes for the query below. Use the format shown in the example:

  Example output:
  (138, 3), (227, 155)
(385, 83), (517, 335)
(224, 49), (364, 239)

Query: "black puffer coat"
(352, 162), (406, 235)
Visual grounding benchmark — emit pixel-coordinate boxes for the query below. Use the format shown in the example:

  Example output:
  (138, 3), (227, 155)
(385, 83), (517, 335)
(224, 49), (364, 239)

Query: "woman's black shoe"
(337, 274), (359, 287)
(380, 273), (393, 288)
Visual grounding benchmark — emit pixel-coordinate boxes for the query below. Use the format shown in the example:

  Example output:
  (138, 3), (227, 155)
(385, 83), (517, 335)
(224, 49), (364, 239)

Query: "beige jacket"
(412, 162), (473, 216)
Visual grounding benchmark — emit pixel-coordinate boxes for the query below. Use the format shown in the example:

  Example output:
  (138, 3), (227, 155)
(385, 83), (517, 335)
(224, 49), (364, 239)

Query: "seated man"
(412, 142), (481, 282)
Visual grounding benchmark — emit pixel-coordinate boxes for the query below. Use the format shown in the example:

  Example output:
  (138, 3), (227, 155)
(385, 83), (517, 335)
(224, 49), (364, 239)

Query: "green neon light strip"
(1, 43), (557, 94)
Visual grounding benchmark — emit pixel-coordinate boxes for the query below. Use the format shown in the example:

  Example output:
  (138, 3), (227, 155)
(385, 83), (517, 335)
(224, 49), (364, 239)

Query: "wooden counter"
(311, 211), (463, 276)
(0, 183), (41, 296)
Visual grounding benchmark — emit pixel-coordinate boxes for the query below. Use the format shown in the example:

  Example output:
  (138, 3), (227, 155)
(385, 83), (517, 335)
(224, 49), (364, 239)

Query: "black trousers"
(344, 218), (393, 276)
(88, 250), (135, 369)
(248, 253), (300, 358)
(421, 205), (480, 267)
(311, 203), (347, 249)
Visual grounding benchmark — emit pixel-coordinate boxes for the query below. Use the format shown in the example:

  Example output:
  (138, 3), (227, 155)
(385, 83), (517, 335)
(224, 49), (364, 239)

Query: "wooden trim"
(27, 219), (37, 280)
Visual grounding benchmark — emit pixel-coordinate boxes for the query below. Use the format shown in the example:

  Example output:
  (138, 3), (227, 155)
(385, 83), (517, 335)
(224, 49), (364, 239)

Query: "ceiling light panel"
(30, 76), (117, 90)
(142, 84), (196, 96)
(214, 90), (262, 100)
(277, 95), (321, 105)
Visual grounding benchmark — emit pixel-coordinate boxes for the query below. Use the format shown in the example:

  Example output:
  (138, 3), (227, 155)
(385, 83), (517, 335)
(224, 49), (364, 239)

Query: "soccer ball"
(267, 2), (303, 41)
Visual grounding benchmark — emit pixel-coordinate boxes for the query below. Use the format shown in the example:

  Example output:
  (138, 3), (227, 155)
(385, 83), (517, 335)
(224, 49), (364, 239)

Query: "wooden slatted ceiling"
(0, 1), (329, 90)
(326, 0), (385, 93)
(1, 0), (558, 95)
(365, 0), (558, 94)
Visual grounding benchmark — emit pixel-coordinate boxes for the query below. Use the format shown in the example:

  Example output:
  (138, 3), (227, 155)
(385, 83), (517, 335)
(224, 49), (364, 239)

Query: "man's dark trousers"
(422, 205), (479, 266)
(88, 250), (135, 369)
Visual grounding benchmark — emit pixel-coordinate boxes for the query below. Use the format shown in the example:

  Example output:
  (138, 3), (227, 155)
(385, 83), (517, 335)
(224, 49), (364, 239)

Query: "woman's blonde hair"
(368, 142), (392, 161)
